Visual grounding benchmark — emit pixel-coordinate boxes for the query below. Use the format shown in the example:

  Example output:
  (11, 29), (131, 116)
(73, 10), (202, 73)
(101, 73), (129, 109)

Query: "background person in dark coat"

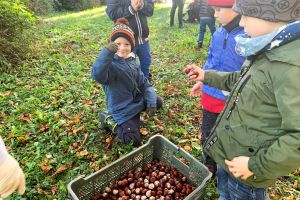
(106, 0), (154, 79)
(170, 0), (186, 28)
(197, 0), (216, 48)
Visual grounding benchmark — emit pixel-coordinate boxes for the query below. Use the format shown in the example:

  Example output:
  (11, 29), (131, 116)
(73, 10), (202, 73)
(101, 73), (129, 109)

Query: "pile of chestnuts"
(90, 160), (196, 200)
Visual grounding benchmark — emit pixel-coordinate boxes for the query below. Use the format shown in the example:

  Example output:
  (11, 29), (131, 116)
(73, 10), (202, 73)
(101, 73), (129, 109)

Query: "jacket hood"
(265, 39), (300, 67)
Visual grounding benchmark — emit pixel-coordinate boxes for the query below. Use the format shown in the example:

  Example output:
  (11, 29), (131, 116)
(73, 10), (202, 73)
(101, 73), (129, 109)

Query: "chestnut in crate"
(90, 160), (196, 200)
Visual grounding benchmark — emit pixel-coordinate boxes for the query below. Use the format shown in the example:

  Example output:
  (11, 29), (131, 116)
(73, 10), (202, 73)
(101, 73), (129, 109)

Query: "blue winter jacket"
(203, 26), (245, 100)
(91, 48), (157, 124)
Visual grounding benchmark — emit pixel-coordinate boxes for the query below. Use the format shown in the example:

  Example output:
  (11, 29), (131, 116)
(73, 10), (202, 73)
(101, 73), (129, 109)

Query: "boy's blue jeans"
(217, 166), (268, 200)
(198, 17), (216, 44)
(133, 41), (151, 78)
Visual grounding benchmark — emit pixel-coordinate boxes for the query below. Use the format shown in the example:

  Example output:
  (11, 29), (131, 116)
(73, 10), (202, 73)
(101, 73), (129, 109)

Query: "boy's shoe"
(197, 42), (203, 49)
(99, 111), (118, 133)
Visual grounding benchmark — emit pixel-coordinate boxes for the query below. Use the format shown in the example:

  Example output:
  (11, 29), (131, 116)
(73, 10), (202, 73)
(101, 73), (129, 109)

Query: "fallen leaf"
(72, 126), (84, 134)
(72, 111), (84, 124)
(61, 109), (71, 119)
(39, 163), (53, 173)
(0, 91), (13, 97)
(183, 145), (191, 152)
(37, 188), (50, 195)
(293, 180), (298, 189)
(140, 128), (149, 136)
(76, 150), (89, 157)
(51, 165), (68, 177)
(105, 137), (113, 143)
(19, 114), (31, 123)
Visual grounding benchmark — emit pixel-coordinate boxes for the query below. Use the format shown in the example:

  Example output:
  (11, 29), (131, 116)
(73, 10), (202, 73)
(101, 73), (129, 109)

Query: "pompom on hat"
(207, 0), (235, 7)
(110, 18), (135, 49)
(233, 0), (300, 23)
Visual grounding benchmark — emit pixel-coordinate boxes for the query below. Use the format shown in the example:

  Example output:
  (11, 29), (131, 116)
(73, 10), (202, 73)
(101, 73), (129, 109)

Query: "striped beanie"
(110, 18), (135, 49)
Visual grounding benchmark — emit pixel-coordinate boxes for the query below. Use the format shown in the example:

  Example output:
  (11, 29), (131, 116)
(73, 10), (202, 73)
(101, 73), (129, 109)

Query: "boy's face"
(114, 37), (132, 58)
(239, 15), (286, 37)
(213, 7), (237, 26)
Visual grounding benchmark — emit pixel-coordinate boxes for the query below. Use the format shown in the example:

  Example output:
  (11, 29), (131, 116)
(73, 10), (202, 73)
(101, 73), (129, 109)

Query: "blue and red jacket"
(202, 16), (245, 113)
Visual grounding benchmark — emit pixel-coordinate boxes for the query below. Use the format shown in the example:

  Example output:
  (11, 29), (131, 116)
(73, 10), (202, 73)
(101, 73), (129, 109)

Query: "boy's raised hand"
(106, 42), (118, 54)
(183, 64), (205, 81)
(225, 156), (254, 180)
(190, 82), (202, 97)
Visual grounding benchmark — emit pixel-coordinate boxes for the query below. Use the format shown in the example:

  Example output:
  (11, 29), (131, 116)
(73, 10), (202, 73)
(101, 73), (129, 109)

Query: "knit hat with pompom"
(110, 18), (135, 50)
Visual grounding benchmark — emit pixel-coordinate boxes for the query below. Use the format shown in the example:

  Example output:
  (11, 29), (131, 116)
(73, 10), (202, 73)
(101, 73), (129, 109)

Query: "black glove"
(106, 42), (118, 53)
(146, 107), (157, 116)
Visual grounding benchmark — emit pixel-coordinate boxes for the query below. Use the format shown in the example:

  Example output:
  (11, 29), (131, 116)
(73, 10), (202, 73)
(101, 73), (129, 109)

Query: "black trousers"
(116, 96), (163, 146)
(170, 0), (185, 26)
(201, 109), (219, 170)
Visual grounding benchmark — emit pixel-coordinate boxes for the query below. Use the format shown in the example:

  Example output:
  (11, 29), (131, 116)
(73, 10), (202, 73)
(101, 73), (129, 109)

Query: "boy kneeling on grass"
(91, 18), (163, 146)
(184, 0), (300, 199)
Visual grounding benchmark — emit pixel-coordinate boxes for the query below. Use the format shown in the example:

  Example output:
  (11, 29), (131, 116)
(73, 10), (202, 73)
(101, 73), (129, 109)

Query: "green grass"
(0, 3), (299, 200)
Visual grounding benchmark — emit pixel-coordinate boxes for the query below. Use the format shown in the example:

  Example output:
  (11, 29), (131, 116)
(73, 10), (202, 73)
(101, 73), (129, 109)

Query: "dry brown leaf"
(72, 126), (84, 134)
(0, 91), (13, 97)
(72, 111), (84, 124)
(39, 163), (53, 174)
(51, 165), (68, 177)
(167, 110), (175, 119)
(61, 109), (71, 119)
(39, 123), (49, 132)
(105, 137), (113, 143)
(76, 150), (89, 157)
(293, 180), (298, 189)
(54, 113), (60, 120)
(37, 188), (50, 195)
(183, 145), (191, 152)
(140, 128), (149, 136)
(19, 114), (31, 123)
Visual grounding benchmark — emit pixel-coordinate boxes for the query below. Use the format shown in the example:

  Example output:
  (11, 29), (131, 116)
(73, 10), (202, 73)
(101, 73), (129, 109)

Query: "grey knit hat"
(233, 0), (300, 22)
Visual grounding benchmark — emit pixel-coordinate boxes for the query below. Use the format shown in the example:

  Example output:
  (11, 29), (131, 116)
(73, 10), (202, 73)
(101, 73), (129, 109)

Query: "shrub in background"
(58, 0), (104, 11)
(0, 0), (36, 71)
(24, 0), (59, 15)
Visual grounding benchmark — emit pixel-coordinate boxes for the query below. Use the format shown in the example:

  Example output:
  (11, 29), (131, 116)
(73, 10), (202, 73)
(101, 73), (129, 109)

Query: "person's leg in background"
(134, 41), (152, 79)
(177, 0), (185, 28)
(207, 17), (216, 37)
(198, 17), (208, 49)
(170, 0), (178, 26)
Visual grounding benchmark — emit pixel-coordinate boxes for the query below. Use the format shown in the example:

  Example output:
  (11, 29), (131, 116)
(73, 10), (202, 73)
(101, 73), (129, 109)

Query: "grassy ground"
(0, 3), (299, 200)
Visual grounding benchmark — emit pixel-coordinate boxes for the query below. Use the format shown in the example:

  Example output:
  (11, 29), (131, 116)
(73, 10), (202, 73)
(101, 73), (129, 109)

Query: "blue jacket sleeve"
(91, 48), (115, 84)
(139, 0), (154, 17)
(136, 68), (157, 108)
(106, 0), (135, 20)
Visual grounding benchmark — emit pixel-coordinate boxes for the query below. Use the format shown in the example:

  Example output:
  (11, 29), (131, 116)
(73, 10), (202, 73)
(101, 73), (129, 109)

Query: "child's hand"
(131, 0), (140, 11)
(190, 82), (202, 97)
(183, 64), (205, 81)
(146, 107), (156, 116)
(106, 42), (118, 53)
(225, 156), (254, 180)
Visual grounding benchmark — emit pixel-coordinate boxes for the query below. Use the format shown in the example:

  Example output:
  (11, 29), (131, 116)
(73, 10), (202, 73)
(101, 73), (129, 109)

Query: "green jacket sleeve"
(203, 70), (241, 92)
(249, 65), (300, 178)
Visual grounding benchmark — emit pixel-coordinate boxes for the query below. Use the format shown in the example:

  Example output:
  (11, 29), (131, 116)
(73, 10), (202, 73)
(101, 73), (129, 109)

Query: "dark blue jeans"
(133, 41), (151, 78)
(198, 17), (216, 44)
(217, 166), (268, 200)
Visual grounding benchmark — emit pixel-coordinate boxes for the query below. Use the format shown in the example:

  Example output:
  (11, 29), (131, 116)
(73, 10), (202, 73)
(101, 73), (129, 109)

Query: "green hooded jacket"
(203, 39), (300, 188)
